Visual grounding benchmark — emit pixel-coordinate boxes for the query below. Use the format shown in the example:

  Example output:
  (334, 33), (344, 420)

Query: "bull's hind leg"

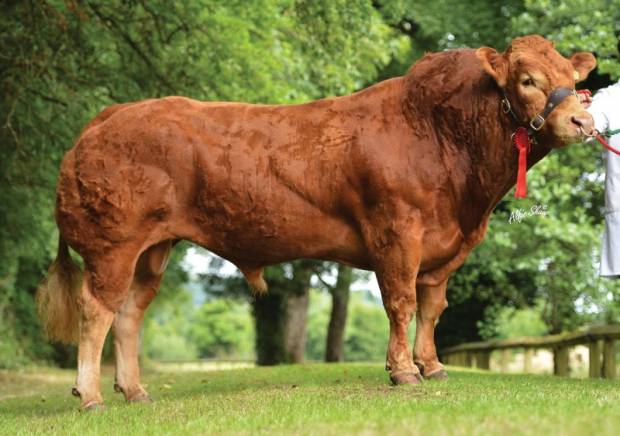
(112, 240), (172, 402)
(413, 280), (449, 380)
(75, 251), (137, 410)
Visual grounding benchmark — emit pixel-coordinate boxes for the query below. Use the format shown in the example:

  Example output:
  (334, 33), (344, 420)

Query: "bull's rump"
(57, 96), (367, 266)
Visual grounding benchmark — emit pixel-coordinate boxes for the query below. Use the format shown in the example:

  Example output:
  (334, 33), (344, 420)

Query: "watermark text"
(508, 204), (548, 224)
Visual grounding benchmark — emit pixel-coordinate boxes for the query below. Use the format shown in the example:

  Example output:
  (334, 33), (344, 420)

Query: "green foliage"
(142, 284), (198, 361)
(140, 242), (197, 361)
(409, 0), (524, 51)
(190, 300), (254, 359)
(513, 0), (620, 79)
(143, 327), (198, 361)
(304, 291), (331, 361)
(306, 290), (400, 362)
(143, 250), (254, 361)
(479, 303), (549, 340)
(378, 0), (524, 78)
(307, 288), (414, 362)
(344, 292), (391, 361)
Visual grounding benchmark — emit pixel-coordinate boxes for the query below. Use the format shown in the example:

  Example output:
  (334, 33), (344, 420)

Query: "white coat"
(588, 80), (620, 276)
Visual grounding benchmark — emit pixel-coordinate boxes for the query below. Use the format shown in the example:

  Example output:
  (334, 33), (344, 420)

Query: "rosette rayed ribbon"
(512, 126), (531, 199)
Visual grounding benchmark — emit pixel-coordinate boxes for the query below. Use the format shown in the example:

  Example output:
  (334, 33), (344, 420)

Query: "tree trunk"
(283, 289), (310, 363)
(253, 261), (314, 365)
(325, 265), (353, 362)
(282, 261), (313, 363)
(253, 291), (287, 365)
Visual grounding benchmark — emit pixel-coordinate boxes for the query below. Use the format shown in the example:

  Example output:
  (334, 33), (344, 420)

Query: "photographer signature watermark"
(509, 204), (548, 224)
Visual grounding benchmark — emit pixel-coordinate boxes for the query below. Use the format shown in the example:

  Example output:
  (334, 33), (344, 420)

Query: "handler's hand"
(577, 89), (592, 109)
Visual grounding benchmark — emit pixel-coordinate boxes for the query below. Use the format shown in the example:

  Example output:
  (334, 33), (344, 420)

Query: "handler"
(580, 39), (620, 277)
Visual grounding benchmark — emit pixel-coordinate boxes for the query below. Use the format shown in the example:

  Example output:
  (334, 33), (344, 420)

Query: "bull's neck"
(401, 71), (552, 233)
(455, 83), (552, 211)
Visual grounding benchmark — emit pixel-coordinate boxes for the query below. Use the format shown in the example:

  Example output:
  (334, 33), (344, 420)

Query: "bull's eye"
(521, 78), (535, 87)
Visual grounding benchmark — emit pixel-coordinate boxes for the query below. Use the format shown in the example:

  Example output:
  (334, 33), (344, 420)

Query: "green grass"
(1, 363), (620, 435)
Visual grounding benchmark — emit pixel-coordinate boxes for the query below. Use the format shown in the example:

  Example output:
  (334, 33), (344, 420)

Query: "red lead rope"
(576, 89), (620, 156)
(513, 127), (531, 198)
(596, 131), (620, 155)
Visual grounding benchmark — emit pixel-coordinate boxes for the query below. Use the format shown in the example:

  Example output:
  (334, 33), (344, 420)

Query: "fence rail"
(441, 324), (620, 378)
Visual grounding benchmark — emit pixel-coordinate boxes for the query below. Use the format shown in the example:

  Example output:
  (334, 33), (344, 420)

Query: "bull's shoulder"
(80, 101), (146, 135)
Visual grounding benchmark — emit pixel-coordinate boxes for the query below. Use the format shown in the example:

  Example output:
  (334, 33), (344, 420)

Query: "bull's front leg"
(381, 279), (421, 385)
(413, 280), (449, 380)
(373, 234), (423, 385)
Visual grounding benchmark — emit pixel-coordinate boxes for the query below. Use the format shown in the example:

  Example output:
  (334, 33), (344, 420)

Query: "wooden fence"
(442, 324), (620, 379)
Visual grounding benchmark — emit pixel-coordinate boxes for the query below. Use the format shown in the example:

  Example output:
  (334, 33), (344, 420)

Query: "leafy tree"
(198, 255), (317, 364)
(305, 289), (398, 362)
(141, 243), (196, 361)
(513, 0), (620, 80)
(312, 263), (368, 362)
(377, 0), (525, 79)
(479, 302), (548, 339)
(344, 291), (391, 362)
(190, 299), (254, 359)
(324, 265), (354, 362)
(304, 292), (331, 361)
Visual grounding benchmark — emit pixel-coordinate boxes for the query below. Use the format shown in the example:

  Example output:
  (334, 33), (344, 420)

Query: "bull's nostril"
(571, 116), (583, 127)
(570, 114), (595, 135)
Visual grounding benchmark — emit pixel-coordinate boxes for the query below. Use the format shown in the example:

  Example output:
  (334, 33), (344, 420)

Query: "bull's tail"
(36, 236), (82, 344)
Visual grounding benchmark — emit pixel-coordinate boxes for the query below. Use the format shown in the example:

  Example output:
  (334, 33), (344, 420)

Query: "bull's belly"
(177, 139), (372, 267)
(183, 196), (370, 269)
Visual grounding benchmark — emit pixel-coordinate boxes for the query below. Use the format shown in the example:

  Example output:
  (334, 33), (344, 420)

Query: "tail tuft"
(36, 236), (82, 344)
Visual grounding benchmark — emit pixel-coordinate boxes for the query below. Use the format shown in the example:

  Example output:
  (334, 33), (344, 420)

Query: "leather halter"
(500, 86), (577, 199)
(501, 87), (577, 137)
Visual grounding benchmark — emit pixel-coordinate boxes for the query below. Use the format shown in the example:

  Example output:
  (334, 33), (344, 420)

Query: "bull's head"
(476, 34), (596, 146)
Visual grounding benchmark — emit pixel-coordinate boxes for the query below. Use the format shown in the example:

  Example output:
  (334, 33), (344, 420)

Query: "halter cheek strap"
(502, 87), (577, 134)
(528, 87), (577, 131)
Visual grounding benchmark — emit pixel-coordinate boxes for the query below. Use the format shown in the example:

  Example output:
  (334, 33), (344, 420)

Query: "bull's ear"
(570, 52), (596, 82)
(476, 47), (508, 88)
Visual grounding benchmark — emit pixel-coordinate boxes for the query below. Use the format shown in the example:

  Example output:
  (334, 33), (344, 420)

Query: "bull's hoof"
(425, 368), (449, 381)
(81, 401), (105, 412)
(389, 371), (423, 386)
(114, 383), (152, 403)
(415, 362), (449, 381)
(127, 392), (152, 404)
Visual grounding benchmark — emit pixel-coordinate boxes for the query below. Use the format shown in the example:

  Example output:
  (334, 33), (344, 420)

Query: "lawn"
(1, 363), (619, 435)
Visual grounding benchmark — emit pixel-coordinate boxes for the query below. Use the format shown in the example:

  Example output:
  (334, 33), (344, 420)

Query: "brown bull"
(38, 35), (596, 410)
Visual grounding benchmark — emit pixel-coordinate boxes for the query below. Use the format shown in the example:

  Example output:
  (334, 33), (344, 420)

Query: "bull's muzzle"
(571, 111), (595, 136)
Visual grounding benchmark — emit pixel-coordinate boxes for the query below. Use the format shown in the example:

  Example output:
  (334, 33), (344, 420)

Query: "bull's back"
(57, 96), (368, 266)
